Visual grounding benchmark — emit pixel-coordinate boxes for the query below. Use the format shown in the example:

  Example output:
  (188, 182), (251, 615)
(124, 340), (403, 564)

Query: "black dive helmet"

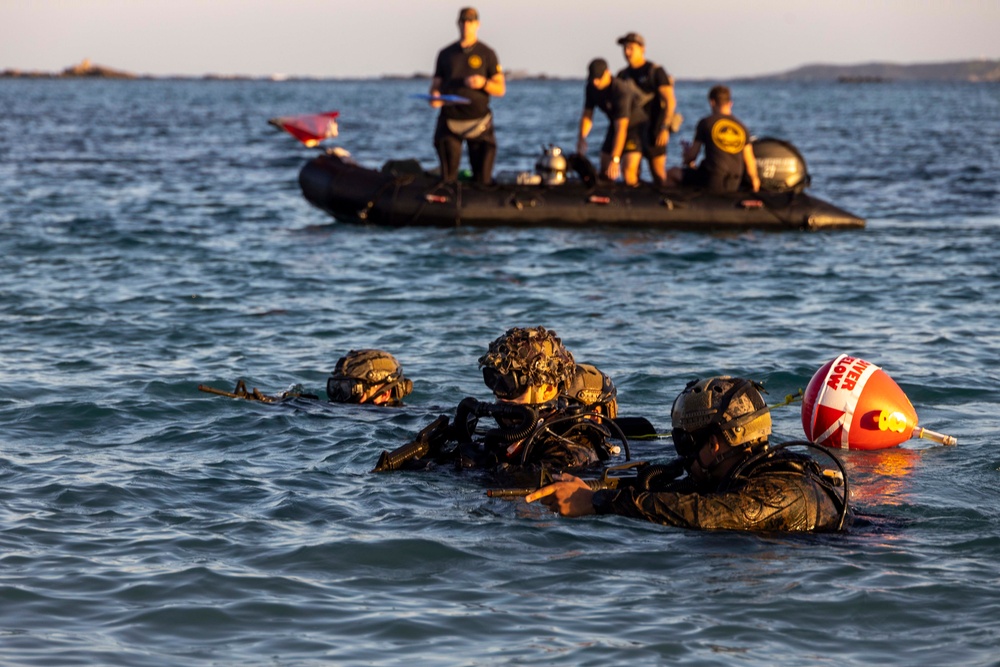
(752, 137), (811, 193)
(478, 326), (576, 401)
(327, 349), (412, 405)
(670, 376), (772, 459)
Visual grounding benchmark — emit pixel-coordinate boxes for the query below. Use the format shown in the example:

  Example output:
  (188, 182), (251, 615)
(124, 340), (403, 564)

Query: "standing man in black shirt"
(615, 32), (677, 187)
(577, 58), (647, 185)
(429, 7), (506, 184)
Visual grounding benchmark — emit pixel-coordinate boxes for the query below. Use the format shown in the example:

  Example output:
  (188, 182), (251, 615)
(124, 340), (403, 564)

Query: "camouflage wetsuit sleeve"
(593, 470), (843, 532)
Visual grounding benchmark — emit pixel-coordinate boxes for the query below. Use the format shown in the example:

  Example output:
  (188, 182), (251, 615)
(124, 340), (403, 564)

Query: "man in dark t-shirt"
(615, 32), (677, 186)
(668, 85), (761, 192)
(577, 58), (647, 185)
(429, 7), (505, 184)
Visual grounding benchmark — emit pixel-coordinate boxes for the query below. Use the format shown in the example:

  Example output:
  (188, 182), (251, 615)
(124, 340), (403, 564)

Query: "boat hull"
(298, 153), (865, 231)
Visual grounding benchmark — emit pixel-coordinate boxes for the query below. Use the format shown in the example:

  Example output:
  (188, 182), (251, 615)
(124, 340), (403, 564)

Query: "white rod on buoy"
(913, 426), (957, 446)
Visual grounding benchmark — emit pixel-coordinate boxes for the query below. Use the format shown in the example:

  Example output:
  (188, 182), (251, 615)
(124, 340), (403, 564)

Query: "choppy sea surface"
(1, 77), (999, 666)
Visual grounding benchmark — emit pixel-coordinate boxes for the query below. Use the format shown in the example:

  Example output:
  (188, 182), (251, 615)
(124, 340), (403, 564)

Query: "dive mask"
(482, 367), (527, 401)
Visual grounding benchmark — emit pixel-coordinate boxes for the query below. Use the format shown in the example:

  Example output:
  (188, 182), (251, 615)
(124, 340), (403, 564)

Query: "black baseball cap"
(458, 7), (479, 21)
(616, 32), (645, 47)
(587, 58), (609, 81)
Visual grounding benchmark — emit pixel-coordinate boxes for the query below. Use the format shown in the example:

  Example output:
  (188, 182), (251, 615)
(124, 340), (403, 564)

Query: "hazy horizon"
(3, 1), (998, 81)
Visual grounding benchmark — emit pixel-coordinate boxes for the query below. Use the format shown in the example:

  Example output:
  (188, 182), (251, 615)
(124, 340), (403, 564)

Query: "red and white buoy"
(801, 354), (957, 450)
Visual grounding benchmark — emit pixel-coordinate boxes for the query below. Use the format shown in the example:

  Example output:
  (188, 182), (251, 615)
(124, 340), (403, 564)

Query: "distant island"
(742, 58), (1000, 83)
(3, 58), (999, 83)
(2, 58), (138, 79)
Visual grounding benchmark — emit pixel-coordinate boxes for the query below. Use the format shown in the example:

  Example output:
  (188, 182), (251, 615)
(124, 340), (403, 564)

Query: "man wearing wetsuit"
(429, 7), (506, 184)
(374, 327), (619, 482)
(668, 85), (761, 192)
(528, 376), (848, 532)
(326, 349), (413, 406)
(615, 32), (677, 186)
(577, 58), (647, 185)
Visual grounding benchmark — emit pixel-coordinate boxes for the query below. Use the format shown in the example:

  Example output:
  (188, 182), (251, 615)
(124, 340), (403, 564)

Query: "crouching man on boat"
(430, 6), (506, 184)
(326, 349), (413, 406)
(527, 376), (849, 532)
(667, 85), (761, 193)
(577, 58), (647, 186)
(373, 327), (624, 483)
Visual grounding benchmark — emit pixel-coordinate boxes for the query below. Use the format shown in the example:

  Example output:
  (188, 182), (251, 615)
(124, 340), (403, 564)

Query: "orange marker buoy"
(802, 354), (957, 450)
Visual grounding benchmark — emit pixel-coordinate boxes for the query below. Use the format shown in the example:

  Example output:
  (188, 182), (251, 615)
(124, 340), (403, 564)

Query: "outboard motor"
(535, 145), (568, 186)
(752, 137), (811, 193)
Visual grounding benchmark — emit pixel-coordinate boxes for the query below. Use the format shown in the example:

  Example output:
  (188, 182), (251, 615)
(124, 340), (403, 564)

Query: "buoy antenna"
(913, 427), (958, 447)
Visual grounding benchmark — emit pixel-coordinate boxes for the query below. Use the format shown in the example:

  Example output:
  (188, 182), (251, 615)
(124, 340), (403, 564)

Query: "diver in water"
(326, 349), (413, 406)
(374, 327), (623, 478)
(199, 348), (412, 407)
(527, 376), (849, 532)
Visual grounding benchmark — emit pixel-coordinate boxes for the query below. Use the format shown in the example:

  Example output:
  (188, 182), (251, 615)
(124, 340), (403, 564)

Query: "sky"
(2, 0), (998, 80)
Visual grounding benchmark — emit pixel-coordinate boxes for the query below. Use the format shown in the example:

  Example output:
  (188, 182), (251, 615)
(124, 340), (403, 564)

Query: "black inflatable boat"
(297, 138), (864, 231)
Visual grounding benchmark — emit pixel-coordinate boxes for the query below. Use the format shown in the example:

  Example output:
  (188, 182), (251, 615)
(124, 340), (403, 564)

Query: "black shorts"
(601, 124), (643, 156)
(637, 122), (667, 159)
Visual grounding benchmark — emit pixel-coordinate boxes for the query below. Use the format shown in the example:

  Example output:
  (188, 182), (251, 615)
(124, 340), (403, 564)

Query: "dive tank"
(752, 137), (811, 193)
(535, 145), (568, 186)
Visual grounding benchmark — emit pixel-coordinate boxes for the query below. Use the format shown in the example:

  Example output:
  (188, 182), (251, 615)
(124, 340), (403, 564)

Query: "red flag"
(268, 111), (339, 147)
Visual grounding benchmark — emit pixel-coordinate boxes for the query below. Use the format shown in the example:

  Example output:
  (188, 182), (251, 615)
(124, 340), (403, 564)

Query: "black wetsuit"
(616, 62), (672, 158)
(683, 112), (751, 192)
(584, 78), (647, 156)
(592, 445), (847, 532)
(433, 40), (501, 184)
(404, 399), (615, 486)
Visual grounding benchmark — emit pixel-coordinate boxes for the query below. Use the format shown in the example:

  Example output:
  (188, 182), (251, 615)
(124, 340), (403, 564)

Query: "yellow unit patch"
(711, 119), (747, 154)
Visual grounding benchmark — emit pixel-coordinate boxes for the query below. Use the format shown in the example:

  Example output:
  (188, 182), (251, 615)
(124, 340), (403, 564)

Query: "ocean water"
(1, 77), (999, 666)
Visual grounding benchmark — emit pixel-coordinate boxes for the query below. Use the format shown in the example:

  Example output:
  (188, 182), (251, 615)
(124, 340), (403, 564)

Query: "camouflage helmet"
(564, 362), (618, 418)
(670, 376), (771, 456)
(327, 349), (412, 404)
(478, 326), (576, 400)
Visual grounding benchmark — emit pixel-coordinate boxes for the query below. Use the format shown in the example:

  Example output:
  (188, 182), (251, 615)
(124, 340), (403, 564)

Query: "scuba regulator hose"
(453, 397), (539, 445)
(518, 409), (631, 466)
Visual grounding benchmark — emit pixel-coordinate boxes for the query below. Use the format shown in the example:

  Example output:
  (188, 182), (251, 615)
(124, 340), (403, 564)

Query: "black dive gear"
(723, 441), (851, 531)
(591, 441), (850, 532)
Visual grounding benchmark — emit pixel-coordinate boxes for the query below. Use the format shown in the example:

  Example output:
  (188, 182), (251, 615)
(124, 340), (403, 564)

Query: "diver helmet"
(326, 349), (412, 405)
(564, 363), (619, 419)
(535, 145), (568, 186)
(478, 326), (576, 400)
(670, 376), (771, 458)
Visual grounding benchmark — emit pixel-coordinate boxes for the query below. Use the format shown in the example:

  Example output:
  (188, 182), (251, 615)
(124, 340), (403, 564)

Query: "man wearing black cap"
(577, 58), (646, 185)
(616, 32), (677, 187)
(429, 7), (506, 184)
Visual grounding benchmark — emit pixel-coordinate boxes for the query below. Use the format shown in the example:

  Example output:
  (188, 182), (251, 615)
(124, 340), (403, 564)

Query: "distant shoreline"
(4, 58), (999, 83)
